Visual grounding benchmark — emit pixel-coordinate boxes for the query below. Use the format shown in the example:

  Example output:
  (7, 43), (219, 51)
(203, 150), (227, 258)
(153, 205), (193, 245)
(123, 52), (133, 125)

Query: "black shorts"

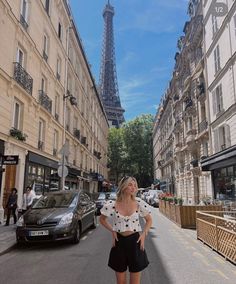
(108, 232), (149, 273)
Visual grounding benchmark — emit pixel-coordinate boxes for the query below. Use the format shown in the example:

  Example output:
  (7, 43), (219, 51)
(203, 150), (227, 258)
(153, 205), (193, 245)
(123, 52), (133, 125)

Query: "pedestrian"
(100, 176), (152, 284)
(5, 188), (18, 226)
(22, 186), (36, 213)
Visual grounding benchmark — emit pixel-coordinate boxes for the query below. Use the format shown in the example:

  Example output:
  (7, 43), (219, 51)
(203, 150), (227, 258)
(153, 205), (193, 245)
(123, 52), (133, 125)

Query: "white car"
(146, 190), (164, 207)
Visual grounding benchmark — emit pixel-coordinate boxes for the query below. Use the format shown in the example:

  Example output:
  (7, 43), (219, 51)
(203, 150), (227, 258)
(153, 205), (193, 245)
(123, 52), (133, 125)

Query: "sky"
(70, 0), (190, 121)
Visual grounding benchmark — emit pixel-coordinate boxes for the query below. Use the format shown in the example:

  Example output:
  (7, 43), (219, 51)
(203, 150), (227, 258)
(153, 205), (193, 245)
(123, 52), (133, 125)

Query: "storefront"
(201, 145), (236, 201)
(25, 151), (81, 195)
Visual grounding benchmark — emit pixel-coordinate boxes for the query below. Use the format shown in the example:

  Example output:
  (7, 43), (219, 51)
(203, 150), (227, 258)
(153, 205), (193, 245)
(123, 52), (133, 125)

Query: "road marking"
(81, 236), (87, 241)
(214, 256), (225, 264)
(193, 252), (211, 266)
(209, 269), (229, 280)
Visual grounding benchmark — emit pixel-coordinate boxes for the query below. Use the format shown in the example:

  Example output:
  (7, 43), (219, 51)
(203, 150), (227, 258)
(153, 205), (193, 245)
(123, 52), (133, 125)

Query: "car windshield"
(32, 193), (76, 209)
(109, 193), (117, 200)
(98, 193), (106, 200)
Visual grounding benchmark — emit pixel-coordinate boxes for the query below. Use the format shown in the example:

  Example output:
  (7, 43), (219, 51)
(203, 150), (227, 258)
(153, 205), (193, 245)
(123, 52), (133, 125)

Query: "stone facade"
(0, 0), (109, 221)
(153, 0), (212, 204)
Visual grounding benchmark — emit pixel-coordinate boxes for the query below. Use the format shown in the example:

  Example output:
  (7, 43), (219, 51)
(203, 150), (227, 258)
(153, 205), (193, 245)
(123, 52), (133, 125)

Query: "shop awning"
(201, 145), (236, 171)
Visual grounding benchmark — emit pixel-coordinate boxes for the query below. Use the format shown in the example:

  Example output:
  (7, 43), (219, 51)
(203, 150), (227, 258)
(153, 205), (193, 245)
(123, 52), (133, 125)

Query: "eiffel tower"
(99, 1), (125, 128)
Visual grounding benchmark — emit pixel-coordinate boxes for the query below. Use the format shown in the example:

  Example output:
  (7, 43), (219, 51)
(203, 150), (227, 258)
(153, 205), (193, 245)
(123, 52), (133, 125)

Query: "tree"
(123, 114), (154, 187)
(108, 114), (154, 187)
(108, 127), (125, 184)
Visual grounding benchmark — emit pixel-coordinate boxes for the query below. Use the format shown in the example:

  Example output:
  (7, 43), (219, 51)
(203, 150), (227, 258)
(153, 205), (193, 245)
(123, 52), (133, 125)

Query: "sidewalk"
(0, 219), (17, 256)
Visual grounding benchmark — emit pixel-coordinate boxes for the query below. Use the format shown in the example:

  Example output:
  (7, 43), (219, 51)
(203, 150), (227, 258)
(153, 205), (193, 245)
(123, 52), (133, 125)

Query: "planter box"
(159, 200), (222, 229)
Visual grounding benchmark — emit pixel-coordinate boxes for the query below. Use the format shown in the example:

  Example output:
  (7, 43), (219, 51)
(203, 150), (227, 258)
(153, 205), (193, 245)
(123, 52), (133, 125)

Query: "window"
(212, 84), (223, 115)
(41, 76), (47, 92)
(20, 0), (29, 29)
(55, 93), (59, 119)
(53, 130), (58, 155)
(21, 0), (28, 21)
(38, 119), (45, 150)
(66, 106), (70, 131)
(56, 57), (61, 80)
(45, 0), (50, 15)
(43, 34), (48, 61)
(16, 47), (24, 67)
(13, 99), (22, 129)
(212, 15), (218, 36)
(234, 14), (236, 37)
(58, 22), (62, 39)
(214, 125), (231, 153)
(214, 45), (221, 73)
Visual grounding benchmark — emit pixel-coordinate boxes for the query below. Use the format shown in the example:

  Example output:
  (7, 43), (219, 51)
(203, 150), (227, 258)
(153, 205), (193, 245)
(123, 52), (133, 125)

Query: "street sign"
(58, 165), (68, 178)
(2, 155), (19, 165)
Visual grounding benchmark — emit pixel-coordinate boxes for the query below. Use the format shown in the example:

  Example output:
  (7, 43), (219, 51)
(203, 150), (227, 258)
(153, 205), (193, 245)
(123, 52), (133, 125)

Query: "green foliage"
(9, 127), (27, 141)
(108, 114), (154, 187)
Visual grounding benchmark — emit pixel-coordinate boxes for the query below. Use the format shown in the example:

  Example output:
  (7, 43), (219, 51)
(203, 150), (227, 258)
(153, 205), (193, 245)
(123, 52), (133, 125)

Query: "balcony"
(81, 136), (86, 145)
(173, 118), (183, 133)
(13, 62), (33, 95)
(198, 119), (208, 134)
(38, 90), (52, 113)
(196, 82), (205, 101)
(74, 129), (80, 140)
(184, 99), (196, 116)
(20, 15), (28, 30)
(9, 127), (27, 142)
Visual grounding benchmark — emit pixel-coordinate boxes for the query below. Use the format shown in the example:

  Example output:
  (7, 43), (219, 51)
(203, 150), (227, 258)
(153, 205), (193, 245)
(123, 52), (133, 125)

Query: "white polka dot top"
(100, 197), (151, 233)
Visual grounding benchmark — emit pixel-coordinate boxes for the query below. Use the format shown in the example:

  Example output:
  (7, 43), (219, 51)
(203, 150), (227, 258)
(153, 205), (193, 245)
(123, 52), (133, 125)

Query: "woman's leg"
(130, 272), (141, 284)
(115, 271), (127, 284)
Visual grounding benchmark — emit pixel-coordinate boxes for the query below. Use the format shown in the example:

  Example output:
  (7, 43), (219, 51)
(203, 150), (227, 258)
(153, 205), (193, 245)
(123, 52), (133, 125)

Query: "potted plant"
(9, 127), (27, 141)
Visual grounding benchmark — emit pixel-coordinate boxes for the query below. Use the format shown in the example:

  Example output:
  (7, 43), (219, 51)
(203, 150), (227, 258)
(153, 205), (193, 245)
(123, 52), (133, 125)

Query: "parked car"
(95, 192), (107, 215)
(146, 190), (164, 207)
(107, 192), (117, 201)
(16, 190), (97, 245)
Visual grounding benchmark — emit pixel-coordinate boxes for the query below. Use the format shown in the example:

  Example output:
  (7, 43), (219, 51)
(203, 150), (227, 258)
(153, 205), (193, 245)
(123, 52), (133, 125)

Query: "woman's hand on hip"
(112, 231), (118, 247)
(137, 232), (146, 250)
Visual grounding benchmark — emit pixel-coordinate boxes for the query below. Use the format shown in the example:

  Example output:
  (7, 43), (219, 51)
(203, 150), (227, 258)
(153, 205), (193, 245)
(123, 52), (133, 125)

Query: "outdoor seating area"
(159, 200), (222, 228)
(196, 211), (236, 264)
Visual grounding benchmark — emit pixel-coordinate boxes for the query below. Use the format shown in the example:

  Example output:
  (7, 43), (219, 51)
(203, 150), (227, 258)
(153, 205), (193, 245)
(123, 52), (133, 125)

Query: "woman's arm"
(137, 214), (152, 250)
(99, 214), (118, 246)
(142, 214), (152, 236)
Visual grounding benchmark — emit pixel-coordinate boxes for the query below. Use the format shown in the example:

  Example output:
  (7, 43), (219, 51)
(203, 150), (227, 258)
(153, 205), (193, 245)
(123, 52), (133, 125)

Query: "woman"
(5, 188), (18, 226)
(22, 186), (36, 213)
(100, 176), (152, 284)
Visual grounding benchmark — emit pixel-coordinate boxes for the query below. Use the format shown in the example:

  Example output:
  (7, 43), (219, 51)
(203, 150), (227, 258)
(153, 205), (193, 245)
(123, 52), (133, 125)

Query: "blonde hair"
(116, 176), (138, 202)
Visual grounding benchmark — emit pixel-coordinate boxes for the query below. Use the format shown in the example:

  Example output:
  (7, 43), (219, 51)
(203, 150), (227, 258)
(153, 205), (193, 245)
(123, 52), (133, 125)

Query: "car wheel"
(72, 223), (81, 244)
(91, 214), (97, 229)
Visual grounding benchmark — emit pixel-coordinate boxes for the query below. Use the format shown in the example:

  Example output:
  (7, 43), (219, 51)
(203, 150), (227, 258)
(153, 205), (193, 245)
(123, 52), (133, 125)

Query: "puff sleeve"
(100, 200), (115, 217)
(138, 198), (152, 217)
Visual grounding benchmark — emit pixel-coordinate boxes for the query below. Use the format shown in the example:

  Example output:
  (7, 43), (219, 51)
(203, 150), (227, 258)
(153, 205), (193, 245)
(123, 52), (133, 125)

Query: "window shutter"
(213, 129), (219, 153)
(212, 89), (217, 115)
(225, 124), (231, 148)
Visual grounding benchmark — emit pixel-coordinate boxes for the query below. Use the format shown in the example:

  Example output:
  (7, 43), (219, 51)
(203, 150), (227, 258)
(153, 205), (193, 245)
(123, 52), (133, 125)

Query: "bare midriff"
(119, 231), (139, 236)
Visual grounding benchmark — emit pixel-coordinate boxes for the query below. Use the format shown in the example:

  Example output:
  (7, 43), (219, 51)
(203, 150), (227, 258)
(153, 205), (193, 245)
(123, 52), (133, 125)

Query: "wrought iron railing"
(13, 62), (33, 95)
(38, 90), (52, 113)
(198, 119), (208, 133)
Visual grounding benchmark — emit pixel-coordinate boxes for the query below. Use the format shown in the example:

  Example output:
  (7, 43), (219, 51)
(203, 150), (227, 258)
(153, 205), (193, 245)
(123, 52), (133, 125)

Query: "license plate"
(29, 230), (49, 236)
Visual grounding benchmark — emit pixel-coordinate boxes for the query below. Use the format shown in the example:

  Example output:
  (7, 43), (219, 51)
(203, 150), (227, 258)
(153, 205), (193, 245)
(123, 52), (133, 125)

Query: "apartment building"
(0, 0), (109, 221)
(201, 0), (236, 201)
(153, 0), (212, 204)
